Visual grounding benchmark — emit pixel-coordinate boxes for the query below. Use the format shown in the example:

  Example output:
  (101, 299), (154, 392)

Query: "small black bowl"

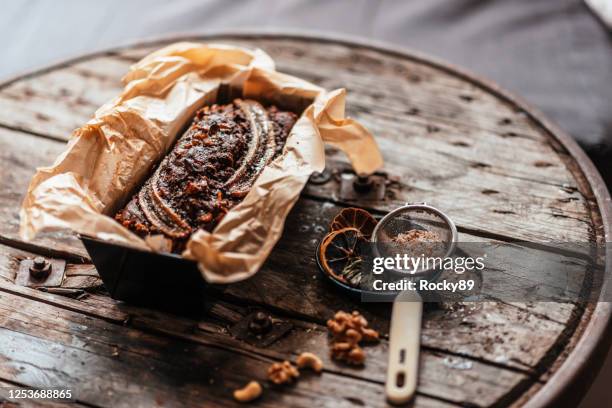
(315, 239), (399, 301)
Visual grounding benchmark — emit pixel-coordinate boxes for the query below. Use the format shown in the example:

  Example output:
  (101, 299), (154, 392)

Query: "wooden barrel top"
(0, 32), (610, 407)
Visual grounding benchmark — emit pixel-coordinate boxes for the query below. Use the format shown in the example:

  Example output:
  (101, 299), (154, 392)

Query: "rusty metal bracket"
(229, 310), (293, 347)
(16, 257), (66, 288)
(339, 170), (387, 201)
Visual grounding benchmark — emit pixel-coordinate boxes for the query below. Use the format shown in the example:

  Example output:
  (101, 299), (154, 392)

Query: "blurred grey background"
(1, 0), (611, 188)
(0, 1), (610, 406)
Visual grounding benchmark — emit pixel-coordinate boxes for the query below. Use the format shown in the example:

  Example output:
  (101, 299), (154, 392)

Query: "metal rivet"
(248, 312), (272, 334)
(33, 257), (46, 269)
(29, 257), (52, 280)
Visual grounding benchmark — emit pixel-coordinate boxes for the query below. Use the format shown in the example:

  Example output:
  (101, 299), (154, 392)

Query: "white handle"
(386, 291), (422, 405)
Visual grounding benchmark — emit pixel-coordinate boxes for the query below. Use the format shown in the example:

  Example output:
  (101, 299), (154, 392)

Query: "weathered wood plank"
(0, 325), (398, 408)
(0, 40), (595, 244)
(118, 40), (586, 190)
(0, 36), (603, 407)
(303, 149), (590, 244)
(0, 124), (584, 405)
(0, 262), (528, 407)
(0, 241), (567, 378)
(0, 376), (90, 408)
(0, 243), (542, 406)
(0, 124), (582, 374)
(0, 126), (584, 316)
(0, 217), (584, 400)
(61, 264), (102, 290)
(223, 199), (577, 371)
(0, 56), (128, 140)
(12, 288), (532, 406)
(0, 246), (126, 323)
(0, 127), (88, 260)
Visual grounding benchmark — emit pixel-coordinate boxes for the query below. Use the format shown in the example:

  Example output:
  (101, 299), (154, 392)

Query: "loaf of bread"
(115, 99), (297, 252)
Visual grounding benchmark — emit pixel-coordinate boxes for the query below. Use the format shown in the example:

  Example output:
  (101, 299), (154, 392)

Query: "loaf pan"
(80, 235), (208, 313)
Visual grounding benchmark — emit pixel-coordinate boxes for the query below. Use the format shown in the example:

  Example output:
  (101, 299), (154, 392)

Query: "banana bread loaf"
(115, 99), (297, 252)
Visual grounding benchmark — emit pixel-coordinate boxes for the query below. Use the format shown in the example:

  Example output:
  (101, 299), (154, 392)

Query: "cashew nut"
(233, 381), (262, 403)
(296, 352), (323, 373)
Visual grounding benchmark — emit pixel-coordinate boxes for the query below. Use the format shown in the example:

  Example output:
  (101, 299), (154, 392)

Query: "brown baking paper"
(20, 42), (383, 283)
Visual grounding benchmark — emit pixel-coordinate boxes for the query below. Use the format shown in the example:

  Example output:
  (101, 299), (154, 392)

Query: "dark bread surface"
(115, 99), (296, 252)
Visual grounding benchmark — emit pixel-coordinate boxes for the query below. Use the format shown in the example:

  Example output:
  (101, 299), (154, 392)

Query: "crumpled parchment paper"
(20, 42), (383, 283)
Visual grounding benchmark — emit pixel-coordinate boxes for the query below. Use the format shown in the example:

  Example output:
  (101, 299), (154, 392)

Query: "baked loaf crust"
(115, 99), (297, 252)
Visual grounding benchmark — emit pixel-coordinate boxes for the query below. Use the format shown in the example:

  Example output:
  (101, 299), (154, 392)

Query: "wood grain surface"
(0, 34), (609, 407)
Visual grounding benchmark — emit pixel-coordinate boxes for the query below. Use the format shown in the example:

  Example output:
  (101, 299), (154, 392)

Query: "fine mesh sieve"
(372, 203), (458, 405)
(371, 203), (458, 276)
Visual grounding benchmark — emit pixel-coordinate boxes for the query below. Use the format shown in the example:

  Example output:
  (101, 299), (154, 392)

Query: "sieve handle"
(386, 290), (422, 405)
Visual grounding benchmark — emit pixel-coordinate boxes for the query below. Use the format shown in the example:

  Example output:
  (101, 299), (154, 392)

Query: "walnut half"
(268, 361), (300, 385)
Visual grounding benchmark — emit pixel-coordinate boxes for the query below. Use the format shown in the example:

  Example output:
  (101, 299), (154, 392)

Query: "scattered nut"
(327, 311), (379, 343)
(331, 342), (366, 365)
(327, 310), (379, 365)
(345, 328), (362, 343)
(327, 317), (345, 336)
(233, 381), (262, 403)
(348, 347), (366, 365)
(361, 327), (380, 342)
(332, 341), (353, 352)
(268, 361), (299, 385)
(296, 352), (323, 373)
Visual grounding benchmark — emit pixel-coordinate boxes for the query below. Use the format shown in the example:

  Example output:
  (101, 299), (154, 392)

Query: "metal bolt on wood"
(249, 312), (272, 334)
(29, 256), (52, 280)
(353, 173), (374, 193)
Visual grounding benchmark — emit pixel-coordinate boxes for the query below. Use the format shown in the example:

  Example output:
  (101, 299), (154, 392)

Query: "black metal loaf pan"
(80, 235), (209, 313)
(78, 91), (303, 312)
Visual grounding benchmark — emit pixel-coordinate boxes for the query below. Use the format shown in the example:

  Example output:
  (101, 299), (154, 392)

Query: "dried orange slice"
(330, 207), (377, 239)
(319, 227), (366, 286)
